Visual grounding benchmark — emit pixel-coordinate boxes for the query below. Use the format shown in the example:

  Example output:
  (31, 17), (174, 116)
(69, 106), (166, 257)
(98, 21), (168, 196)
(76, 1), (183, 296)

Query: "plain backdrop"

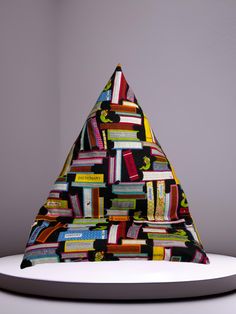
(0, 0), (236, 257)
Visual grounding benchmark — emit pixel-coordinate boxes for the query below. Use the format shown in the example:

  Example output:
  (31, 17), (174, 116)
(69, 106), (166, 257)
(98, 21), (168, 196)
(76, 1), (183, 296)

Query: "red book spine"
(123, 150), (139, 181)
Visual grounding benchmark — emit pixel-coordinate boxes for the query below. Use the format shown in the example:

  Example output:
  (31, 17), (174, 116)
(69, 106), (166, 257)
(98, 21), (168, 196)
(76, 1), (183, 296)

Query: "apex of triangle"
(115, 63), (122, 71)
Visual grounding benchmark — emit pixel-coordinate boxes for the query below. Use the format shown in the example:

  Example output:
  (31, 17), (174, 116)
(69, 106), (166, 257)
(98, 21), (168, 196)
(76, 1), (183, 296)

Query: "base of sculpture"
(0, 253), (235, 300)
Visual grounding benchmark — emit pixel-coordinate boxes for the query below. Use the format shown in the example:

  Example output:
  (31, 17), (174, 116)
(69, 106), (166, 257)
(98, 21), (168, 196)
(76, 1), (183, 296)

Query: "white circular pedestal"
(0, 253), (235, 300)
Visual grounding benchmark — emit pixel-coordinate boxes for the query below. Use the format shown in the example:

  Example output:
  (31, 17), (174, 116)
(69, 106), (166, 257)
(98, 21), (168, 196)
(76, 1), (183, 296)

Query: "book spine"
(123, 149), (139, 181)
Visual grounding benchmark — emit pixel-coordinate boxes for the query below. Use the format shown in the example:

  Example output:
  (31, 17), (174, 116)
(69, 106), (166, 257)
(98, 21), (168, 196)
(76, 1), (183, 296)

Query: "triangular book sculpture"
(21, 64), (210, 269)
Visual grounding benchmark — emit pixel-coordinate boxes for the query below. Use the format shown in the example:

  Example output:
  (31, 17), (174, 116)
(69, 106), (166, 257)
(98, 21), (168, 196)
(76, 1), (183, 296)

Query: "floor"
(0, 289), (235, 314)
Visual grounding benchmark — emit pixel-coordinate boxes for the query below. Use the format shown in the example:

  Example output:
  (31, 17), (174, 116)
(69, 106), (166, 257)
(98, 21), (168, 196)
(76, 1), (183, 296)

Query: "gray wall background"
(0, 0), (235, 257)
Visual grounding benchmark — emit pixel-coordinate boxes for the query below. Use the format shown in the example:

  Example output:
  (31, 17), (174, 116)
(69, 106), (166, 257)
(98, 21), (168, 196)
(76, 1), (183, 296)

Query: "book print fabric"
(20, 64), (210, 269)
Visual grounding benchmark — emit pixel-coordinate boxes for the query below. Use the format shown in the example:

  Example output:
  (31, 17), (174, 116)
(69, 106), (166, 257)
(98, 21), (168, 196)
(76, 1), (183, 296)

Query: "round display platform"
(0, 253), (235, 300)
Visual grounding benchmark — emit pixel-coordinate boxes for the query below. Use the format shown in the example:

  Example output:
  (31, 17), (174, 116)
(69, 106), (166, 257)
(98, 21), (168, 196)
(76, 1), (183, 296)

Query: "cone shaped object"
(21, 65), (209, 269)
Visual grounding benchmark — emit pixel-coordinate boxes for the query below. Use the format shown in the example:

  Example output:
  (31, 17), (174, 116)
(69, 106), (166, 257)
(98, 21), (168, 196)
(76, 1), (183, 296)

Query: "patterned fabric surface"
(20, 64), (210, 269)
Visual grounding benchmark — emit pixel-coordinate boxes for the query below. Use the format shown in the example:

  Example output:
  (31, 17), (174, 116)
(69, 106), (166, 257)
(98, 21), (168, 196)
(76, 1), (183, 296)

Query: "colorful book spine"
(115, 149), (122, 181)
(92, 188), (99, 218)
(80, 122), (87, 151)
(109, 216), (130, 221)
(153, 240), (187, 248)
(133, 218), (185, 225)
(83, 188), (92, 217)
(51, 183), (68, 191)
(151, 148), (165, 157)
(107, 244), (141, 253)
(31, 256), (59, 265)
(153, 246), (165, 260)
(106, 209), (129, 216)
(58, 230), (107, 242)
(69, 194), (83, 217)
(25, 243), (59, 252)
(118, 73), (127, 101)
(47, 208), (73, 217)
(147, 233), (188, 241)
(72, 158), (103, 165)
(45, 199), (68, 209)
(64, 240), (95, 252)
(113, 141), (142, 149)
(117, 221), (127, 239)
(107, 129), (139, 141)
(108, 157), (115, 184)
(123, 149), (139, 181)
(126, 223), (141, 239)
(112, 182), (144, 194)
(111, 198), (136, 209)
(87, 119), (96, 148)
(164, 193), (170, 220)
(97, 90), (112, 102)
(142, 171), (173, 181)
(122, 239), (146, 245)
(100, 122), (134, 130)
(72, 182), (106, 188)
(119, 116), (142, 125)
(108, 224), (119, 244)
(111, 70), (122, 104)
(110, 104), (136, 113)
(99, 197), (104, 217)
(48, 192), (60, 198)
(118, 194), (146, 199)
(122, 100), (138, 108)
(24, 247), (57, 258)
(78, 150), (107, 159)
(169, 185), (179, 220)
(66, 225), (90, 230)
(70, 166), (92, 172)
(153, 161), (169, 171)
(144, 116), (153, 142)
(61, 252), (88, 259)
(155, 180), (165, 221)
(72, 218), (107, 224)
(102, 130), (107, 149)
(146, 181), (155, 220)
(91, 117), (104, 149)
(75, 173), (104, 183)
(142, 227), (167, 233)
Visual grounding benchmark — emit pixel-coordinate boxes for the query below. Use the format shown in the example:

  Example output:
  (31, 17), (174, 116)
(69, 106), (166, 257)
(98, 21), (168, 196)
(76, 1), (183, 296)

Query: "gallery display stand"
(0, 253), (235, 300)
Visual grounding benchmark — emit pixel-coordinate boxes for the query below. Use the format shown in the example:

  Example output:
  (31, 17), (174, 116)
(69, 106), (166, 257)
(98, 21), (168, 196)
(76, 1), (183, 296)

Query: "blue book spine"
(57, 230), (107, 241)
